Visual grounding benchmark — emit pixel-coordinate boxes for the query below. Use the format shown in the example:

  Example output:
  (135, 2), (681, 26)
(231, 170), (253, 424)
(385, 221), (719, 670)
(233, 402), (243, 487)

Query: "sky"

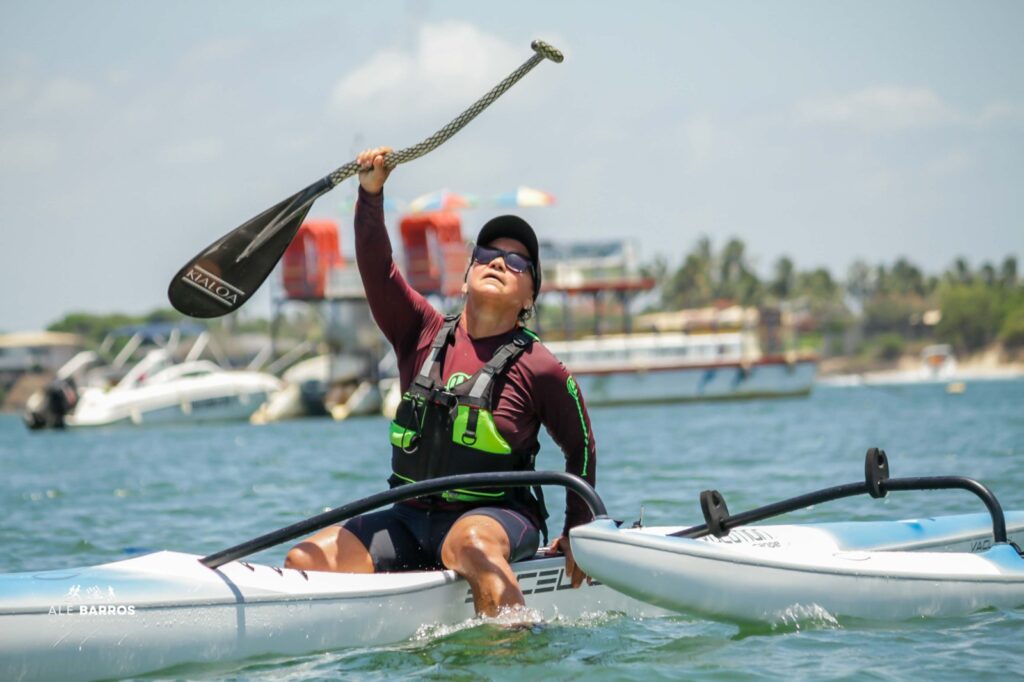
(1, 0), (1022, 331)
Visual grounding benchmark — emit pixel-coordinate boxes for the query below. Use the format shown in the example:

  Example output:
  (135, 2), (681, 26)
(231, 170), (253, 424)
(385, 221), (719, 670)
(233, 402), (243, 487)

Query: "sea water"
(2, 378), (1022, 680)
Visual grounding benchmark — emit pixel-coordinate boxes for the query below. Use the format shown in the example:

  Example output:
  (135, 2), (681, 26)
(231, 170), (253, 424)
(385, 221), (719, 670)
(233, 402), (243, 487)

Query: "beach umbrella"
(492, 186), (556, 208)
(407, 189), (477, 213)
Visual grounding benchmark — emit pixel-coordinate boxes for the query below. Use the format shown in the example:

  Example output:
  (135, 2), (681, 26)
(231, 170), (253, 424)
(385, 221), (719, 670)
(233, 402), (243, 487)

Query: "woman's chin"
(470, 282), (507, 298)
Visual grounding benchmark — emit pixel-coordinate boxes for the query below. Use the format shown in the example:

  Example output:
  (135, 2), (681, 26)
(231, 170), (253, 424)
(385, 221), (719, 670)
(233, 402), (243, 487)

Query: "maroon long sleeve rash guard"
(354, 186), (598, 535)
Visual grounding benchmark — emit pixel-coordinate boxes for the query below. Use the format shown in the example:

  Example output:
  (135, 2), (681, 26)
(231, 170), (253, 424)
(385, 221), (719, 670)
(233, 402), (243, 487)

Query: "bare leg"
(440, 515), (523, 616)
(284, 525), (374, 573)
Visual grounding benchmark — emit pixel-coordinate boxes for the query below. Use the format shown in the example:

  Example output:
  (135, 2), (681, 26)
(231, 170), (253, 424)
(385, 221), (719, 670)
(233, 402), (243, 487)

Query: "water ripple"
(1, 379), (1023, 679)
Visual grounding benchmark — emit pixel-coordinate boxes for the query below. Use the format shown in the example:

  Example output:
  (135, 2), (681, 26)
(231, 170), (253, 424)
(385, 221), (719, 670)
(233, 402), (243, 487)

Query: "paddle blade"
(168, 179), (330, 318)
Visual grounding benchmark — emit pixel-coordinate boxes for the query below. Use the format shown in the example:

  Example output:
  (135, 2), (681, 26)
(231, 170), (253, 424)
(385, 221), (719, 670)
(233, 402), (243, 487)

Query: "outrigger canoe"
(0, 472), (657, 682)
(4, 457), (1023, 680)
(7, 514), (1018, 682)
(572, 449), (1024, 623)
(0, 550), (647, 682)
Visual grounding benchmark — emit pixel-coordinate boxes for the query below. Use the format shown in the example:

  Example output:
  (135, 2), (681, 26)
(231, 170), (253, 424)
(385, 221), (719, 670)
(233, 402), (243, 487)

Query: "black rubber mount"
(700, 489), (731, 538)
(865, 447), (890, 499)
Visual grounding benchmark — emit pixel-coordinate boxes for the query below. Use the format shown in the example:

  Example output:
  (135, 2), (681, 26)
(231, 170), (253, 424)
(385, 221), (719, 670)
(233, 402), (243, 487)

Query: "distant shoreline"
(818, 345), (1024, 380)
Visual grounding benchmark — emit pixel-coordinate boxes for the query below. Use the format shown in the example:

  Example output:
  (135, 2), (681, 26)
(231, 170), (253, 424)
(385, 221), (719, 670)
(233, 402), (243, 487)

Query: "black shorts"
(342, 503), (541, 572)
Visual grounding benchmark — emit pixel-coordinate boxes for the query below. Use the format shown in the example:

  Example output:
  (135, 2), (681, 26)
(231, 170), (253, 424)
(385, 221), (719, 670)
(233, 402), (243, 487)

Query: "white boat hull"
(571, 512), (1024, 623)
(0, 551), (661, 682)
(68, 373), (281, 427)
(571, 360), (816, 405)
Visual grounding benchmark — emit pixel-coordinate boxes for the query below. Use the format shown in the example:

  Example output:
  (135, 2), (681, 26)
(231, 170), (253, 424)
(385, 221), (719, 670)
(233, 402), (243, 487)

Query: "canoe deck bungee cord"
(570, 449), (1024, 623)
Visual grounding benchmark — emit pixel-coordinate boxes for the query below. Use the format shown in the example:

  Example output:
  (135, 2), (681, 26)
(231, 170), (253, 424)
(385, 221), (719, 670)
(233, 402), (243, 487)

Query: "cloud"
(682, 114), (716, 169)
(796, 86), (1024, 133)
(179, 37), (250, 70)
(977, 101), (1024, 126)
(0, 75), (31, 110)
(0, 132), (59, 172)
(796, 86), (954, 131)
(330, 21), (524, 117)
(38, 77), (98, 113)
(926, 148), (973, 178)
(158, 137), (226, 164)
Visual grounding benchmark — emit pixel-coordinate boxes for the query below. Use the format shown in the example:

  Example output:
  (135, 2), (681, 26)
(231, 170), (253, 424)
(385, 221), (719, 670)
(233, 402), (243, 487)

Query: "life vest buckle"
(428, 390), (458, 410)
(413, 375), (435, 391)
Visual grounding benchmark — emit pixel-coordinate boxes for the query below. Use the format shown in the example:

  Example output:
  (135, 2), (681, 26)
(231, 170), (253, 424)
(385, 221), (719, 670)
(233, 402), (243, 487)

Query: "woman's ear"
(461, 281), (468, 295)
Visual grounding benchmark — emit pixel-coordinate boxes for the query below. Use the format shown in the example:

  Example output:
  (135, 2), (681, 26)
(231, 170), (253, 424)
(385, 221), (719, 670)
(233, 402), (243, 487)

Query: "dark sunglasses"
(472, 245), (535, 278)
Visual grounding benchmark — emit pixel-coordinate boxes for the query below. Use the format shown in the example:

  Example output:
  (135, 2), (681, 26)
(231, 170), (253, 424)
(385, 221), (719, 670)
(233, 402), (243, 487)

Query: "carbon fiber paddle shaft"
(241, 40), (564, 261)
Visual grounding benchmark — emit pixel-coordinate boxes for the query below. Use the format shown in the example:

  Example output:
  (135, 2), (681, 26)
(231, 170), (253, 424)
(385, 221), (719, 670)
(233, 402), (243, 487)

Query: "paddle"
(200, 470), (605, 569)
(671, 448), (1009, 544)
(168, 40), (564, 319)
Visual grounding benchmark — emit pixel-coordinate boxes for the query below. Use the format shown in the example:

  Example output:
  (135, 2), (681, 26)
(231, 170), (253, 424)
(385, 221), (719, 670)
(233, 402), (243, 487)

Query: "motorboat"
(61, 348), (282, 427)
(25, 345), (282, 430)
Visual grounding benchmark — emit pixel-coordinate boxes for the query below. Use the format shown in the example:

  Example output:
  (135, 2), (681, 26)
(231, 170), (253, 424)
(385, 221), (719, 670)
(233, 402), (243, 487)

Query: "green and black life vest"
(388, 315), (547, 521)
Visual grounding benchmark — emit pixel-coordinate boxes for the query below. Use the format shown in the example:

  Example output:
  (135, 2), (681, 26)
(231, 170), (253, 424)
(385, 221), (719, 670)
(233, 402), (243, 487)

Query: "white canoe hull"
(0, 551), (659, 682)
(571, 512), (1024, 623)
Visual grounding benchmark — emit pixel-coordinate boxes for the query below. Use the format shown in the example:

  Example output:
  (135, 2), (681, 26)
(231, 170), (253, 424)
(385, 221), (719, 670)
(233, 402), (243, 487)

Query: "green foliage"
(1000, 306), (1024, 349)
(797, 332), (823, 351)
(645, 244), (1021, 359)
(662, 237), (714, 308)
(935, 284), (1001, 351)
(999, 256), (1018, 289)
(846, 257), (936, 304)
(660, 237), (837, 309)
(795, 268), (839, 302)
(769, 256), (795, 300)
(47, 311), (142, 345)
(871, 333), (905, 361)
(143, 308), (189, 324)
(46, 309), (200, 348)
(862, 294), (927, 335)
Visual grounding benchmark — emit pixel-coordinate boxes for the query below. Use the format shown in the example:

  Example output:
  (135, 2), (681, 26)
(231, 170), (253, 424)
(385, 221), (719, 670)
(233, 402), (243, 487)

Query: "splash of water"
(770, 603), (842, 631)
(414, 604), (548, 641)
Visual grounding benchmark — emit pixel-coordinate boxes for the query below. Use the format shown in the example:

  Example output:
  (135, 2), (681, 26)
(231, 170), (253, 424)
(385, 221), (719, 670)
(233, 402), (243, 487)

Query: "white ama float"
(572, 449), (1024, 623)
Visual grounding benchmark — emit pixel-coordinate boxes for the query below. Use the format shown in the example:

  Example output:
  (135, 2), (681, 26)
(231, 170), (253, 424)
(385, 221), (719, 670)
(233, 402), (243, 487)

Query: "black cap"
(476, 215), (541, 299)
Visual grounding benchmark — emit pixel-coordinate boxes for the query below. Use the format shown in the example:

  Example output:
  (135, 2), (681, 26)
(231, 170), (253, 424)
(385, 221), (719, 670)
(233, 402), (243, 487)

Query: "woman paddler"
(285, 147), (597, 617)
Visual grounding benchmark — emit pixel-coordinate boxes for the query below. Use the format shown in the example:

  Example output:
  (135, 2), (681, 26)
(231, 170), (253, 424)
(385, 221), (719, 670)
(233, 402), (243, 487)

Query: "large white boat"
(61, 349), (283, 427)
(545, 331), (817, 405)
(24, 336), (283, 429)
